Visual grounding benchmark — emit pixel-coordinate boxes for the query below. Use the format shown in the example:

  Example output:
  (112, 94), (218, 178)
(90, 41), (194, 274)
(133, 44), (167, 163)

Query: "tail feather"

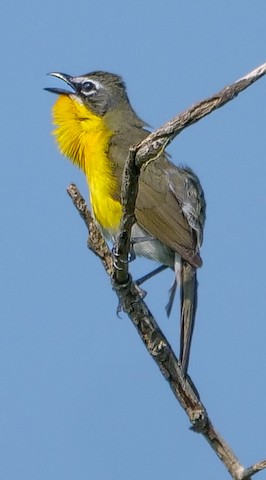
(180, 261), (198, 374)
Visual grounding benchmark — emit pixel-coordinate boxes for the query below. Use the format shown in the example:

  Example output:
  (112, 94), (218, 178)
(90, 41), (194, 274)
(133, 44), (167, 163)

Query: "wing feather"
(109, 131), (205, 268)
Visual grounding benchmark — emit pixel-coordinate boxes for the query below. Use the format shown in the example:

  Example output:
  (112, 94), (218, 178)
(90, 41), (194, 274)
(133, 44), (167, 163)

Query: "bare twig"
(112, 148), (140, 285)
(135, 62), (266, 163)
(67, 185), (246, 480)
(67, 185), (266, 480)
(67, 62), (266, 479)
(244, 460), (266, 478)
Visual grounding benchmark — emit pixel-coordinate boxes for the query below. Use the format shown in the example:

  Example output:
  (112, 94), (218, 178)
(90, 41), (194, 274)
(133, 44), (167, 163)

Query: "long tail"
(180, 260), (198, 375)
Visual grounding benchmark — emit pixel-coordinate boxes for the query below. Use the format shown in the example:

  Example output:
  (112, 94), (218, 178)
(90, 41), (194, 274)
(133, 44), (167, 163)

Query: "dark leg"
(136, 265), (168, 286)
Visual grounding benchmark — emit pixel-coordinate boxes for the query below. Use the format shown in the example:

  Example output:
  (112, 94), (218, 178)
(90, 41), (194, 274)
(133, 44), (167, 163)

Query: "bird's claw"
(112, 243), (136, 270)
(116, 300), (123, 317)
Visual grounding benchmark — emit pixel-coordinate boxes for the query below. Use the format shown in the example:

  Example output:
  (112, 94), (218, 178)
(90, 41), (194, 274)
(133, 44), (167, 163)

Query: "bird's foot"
(112, 243), (136, 270)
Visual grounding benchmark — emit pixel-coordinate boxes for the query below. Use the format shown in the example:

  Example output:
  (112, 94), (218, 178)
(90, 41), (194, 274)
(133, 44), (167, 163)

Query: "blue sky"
(1, 1), (266, 479)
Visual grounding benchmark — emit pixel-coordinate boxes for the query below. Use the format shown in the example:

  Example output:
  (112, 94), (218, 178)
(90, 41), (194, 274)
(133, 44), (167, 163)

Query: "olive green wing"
(109, 133), (205, 268)
(135, 156), (205, 267)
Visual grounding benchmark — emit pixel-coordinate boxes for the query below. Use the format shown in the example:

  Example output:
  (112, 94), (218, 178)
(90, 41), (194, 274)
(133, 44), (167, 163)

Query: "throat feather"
(52, 95), (122, 233)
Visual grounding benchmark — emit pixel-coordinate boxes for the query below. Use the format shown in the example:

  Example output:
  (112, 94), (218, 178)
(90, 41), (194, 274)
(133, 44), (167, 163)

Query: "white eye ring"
(81, 81), (96, 95)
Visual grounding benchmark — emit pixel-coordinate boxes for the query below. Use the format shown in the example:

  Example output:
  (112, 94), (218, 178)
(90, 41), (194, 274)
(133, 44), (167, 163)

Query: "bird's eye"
(81, 81), (95, 94)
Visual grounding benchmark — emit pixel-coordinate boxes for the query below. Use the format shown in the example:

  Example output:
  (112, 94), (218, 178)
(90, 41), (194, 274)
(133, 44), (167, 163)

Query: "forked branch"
(67, 62), (266, 480)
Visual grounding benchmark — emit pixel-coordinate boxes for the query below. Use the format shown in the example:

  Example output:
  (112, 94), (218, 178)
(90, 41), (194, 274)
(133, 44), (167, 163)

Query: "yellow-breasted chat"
(45, 71), (206, 374)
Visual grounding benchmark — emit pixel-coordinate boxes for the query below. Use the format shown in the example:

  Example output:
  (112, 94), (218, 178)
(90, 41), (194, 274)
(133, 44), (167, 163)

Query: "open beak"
(44, 72), (76, 95)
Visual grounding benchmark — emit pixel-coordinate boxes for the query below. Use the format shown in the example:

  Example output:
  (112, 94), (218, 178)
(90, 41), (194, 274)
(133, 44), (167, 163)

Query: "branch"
(67, 185), (266, 480)
(245, 460), (266, 478)
(114, 62), (266, 287)
(67, 62), (266, 480)
(135, 62), (266, 163)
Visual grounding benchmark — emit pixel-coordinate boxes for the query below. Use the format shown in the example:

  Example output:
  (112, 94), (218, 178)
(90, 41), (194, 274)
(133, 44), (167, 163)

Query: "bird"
(45, 71), (206, 374)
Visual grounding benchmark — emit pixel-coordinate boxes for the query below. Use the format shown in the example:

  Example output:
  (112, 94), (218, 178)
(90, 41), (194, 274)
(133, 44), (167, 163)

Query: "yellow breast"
(51, 95), (122, 234)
